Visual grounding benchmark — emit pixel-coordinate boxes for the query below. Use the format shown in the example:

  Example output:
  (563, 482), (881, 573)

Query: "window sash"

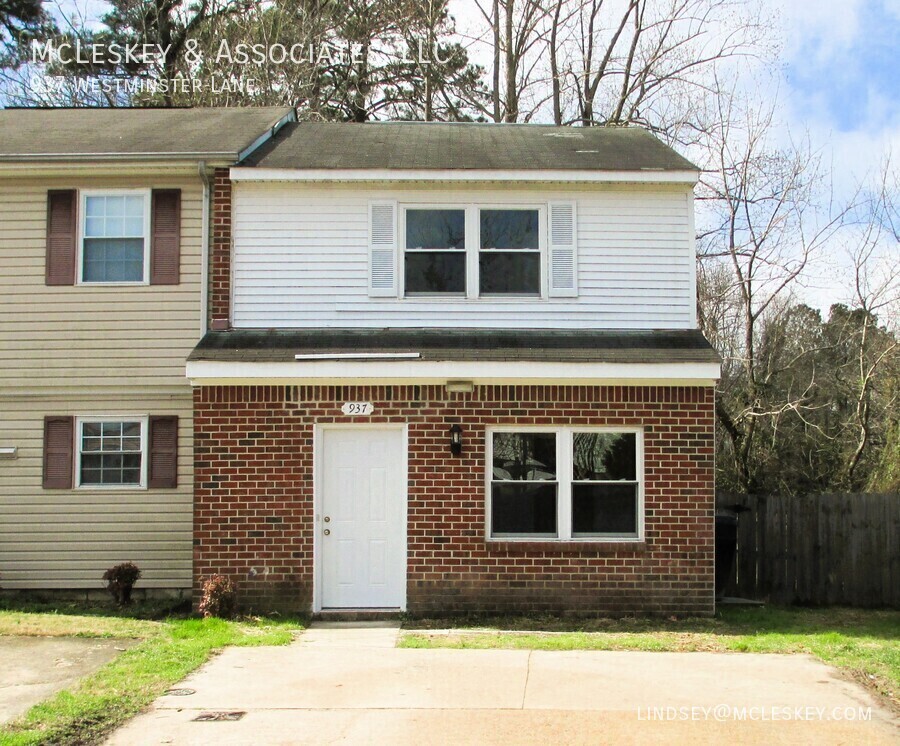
(487, 427), (643, 541)
(400, 205), (545, 298)
(78, 190), (150, 285)
(76, 416), (148, 488)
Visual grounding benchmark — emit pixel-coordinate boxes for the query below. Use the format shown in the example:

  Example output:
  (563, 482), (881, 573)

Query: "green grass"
(0, 605), (305, 746)
(401, 606), (900, 711)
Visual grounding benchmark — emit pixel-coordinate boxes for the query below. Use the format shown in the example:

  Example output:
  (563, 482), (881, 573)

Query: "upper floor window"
(80, 191), (150, 284)
(479, 209), (540, 295)
(404, 208), (466, 294)
(400, 205), (545, 298)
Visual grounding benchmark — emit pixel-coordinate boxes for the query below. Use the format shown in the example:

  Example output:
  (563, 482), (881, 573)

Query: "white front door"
(319, 427), (406, 609)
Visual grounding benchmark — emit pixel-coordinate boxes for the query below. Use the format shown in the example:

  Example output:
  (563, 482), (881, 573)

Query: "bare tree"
(696, 86), (851, 492)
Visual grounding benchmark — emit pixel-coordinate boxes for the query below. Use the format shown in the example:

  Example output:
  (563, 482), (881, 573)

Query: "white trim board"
(186, 359), (720, 384)
(230, 167), (699, 184)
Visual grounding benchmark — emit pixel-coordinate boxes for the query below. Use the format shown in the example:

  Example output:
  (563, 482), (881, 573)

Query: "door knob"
(323, 529), (331, 536)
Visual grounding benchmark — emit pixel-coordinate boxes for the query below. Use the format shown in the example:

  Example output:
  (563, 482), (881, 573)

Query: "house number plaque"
(341, 402), (374, 416)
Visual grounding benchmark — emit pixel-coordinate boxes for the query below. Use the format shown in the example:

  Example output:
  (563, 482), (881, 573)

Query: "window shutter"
(148, 416), (178, 488)
(46, 190), (77, 286)
(150, 189), (181, 285)
(43, 416), (74, 489)
(548, 201), (578, 297)
(368, 201), (397, 297)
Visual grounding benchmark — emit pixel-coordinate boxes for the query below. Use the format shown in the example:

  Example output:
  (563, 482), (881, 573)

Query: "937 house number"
(341, 402), (374, 416)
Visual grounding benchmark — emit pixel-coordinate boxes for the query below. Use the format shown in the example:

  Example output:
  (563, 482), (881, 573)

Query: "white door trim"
(312, 423), (408, 612)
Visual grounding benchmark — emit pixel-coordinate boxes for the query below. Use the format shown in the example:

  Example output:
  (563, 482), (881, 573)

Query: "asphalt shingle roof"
(0, 106), (294, 160)
(189, 329), (720, 364)
(242, 122), (698, 172)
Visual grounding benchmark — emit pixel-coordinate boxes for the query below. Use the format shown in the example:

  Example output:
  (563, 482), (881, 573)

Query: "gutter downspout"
(198, 160), (210, 337)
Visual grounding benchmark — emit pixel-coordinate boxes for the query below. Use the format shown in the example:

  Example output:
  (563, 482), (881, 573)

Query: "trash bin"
(715, 511), (739, 597)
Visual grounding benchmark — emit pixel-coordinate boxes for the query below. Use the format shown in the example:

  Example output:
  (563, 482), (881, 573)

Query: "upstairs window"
(479, 209), (540, 295)
(80, 192), (149, 283)
(403, 208), (466, 294)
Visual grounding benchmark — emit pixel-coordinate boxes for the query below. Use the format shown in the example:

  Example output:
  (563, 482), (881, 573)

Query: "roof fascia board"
(186, 359), (721, 383)
(0, 160), (223, 179)
(229, 167), (699, 185)
(237, 108), (298, 163)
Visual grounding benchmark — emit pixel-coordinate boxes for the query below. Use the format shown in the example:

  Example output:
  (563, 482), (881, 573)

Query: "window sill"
(484, 540), (647, 554)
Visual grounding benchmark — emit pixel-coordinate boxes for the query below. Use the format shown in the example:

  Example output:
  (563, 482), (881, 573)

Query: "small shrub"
(199, 574), (237, 619)
(102, 562), (141, 605)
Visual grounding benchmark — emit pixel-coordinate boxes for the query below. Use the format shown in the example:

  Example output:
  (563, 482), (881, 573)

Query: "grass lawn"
(401, 606), (900, 712)
(0, 600), (305, 746)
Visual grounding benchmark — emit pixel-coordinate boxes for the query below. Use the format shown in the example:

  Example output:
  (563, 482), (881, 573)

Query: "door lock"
(323, 529), (331, 536)
(324, 516), (331, 522)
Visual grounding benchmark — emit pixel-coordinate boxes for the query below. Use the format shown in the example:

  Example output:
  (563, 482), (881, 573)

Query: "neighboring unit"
(0, 107), (294, 593)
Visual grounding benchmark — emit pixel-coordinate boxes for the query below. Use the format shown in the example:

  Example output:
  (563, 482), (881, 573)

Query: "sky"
(48, 0), (898, 312)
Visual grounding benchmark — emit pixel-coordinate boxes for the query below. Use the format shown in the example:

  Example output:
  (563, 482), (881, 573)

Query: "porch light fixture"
(449, 424), (463, 456)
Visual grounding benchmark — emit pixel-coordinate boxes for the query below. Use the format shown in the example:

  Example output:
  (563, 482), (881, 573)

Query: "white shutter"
(548, 201), (577, 297)
(368, 200), (398, 297)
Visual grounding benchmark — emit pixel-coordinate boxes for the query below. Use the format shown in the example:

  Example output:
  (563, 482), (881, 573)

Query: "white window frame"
(77, 189), (152, 286)
(400, 205), (468, 298)
(399, 203), (546, 300)
(75, 415), (149, 489)
(485, 425), (644, 542)
(477, 205), (545, 298)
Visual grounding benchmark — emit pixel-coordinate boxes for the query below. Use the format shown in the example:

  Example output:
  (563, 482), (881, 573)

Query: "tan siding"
(0, 394), (192, 588)
(0, 175), (203, 389)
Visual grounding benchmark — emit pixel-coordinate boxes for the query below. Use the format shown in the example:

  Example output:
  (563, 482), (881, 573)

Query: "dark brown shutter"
(43, 416), (74, 489)
(46, 190), (77, 286)
(150, 189), (181, 285)
(148, 416), (178, 488)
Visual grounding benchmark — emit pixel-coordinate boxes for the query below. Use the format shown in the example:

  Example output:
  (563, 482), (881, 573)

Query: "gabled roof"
(189, 329), (720, 364)
(0, 106), (295, 162)
(241, 121), (698, 173)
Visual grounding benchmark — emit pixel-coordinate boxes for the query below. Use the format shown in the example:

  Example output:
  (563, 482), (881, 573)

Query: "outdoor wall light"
(449, 424), (463, 456)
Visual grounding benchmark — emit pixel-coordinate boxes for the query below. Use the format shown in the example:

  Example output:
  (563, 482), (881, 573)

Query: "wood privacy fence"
(720, 492), (900, 608)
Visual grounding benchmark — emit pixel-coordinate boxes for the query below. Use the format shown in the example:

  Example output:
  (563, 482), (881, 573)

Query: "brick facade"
(194, 384), (716, 616)
(209, 168), (231, 330)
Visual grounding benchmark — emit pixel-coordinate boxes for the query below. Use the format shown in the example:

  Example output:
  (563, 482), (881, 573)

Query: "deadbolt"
(324, 516), (331, 523)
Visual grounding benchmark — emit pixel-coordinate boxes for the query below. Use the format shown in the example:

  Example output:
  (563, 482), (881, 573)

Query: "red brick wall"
(209, 168), (231, 330)
(194, 384), (716, 616)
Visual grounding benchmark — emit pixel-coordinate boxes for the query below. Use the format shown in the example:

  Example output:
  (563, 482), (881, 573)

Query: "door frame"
(312, 423), (409, 612)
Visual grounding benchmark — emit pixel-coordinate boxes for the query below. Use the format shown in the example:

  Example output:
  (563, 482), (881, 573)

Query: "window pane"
(405, 252), (465, 293)
(480, 209), (539, 249)
(83, 238), (144, 282)
(573, 432), (636, 481)
(492, 432), (556, 480)
(479, 252), (540, 294)
(492, 483), (557, 535)
(405, 209), (465, 249)
(572, 483), (638, 536)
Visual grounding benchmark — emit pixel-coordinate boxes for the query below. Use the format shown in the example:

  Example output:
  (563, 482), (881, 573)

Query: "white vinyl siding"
(0, 395), (192, 589)
(232, 183), (694, 329)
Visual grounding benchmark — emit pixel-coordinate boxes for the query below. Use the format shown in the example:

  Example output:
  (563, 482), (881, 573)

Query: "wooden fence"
(719, 492), (900, 608)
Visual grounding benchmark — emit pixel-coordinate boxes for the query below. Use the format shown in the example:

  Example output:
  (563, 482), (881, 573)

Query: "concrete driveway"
(107, 623), (898, 745)
(0, 636), (132, 725)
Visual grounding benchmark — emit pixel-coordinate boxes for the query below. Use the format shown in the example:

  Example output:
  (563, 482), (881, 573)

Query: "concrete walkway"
(0, 636), (132, 725)
(107, 622), (898, 745)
